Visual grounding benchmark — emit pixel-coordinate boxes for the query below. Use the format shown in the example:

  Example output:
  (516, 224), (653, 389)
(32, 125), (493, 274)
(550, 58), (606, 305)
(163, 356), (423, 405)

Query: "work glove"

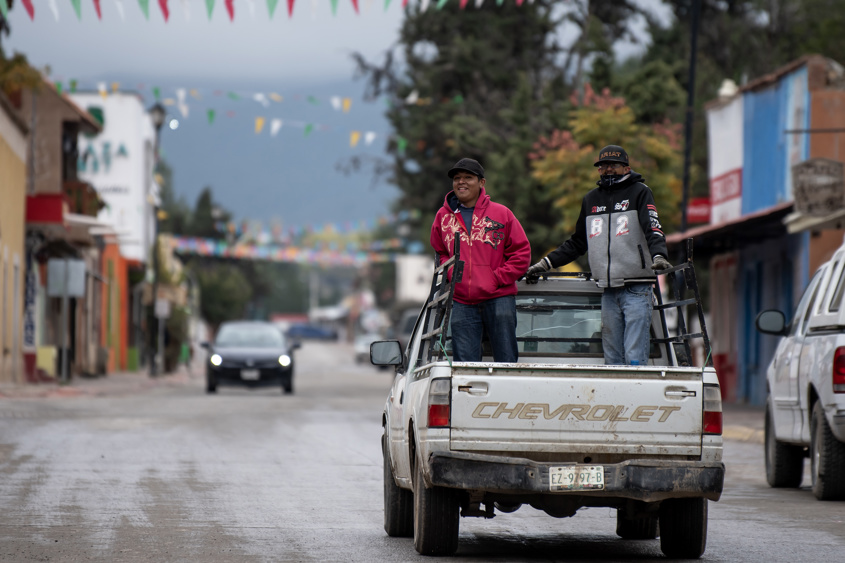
(651, 255), (672, 272)
(525, 257), (552, 284)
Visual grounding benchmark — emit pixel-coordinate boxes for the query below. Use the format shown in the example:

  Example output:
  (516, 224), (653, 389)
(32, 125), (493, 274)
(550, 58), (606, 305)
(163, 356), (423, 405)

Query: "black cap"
(594, 145), (629, 167)
(447, 158), (485, 179)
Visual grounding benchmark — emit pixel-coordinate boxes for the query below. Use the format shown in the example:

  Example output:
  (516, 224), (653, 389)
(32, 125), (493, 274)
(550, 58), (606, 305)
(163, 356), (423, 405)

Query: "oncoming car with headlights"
(203, 321), (299, 394)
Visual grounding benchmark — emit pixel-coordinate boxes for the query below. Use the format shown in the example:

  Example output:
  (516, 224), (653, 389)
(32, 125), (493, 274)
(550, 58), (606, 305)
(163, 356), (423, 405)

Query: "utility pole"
(148, 103), (166, 376)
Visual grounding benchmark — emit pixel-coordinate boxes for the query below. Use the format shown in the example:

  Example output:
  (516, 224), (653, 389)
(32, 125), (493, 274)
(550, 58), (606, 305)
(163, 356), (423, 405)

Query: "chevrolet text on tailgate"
(371, 242), (724, 558)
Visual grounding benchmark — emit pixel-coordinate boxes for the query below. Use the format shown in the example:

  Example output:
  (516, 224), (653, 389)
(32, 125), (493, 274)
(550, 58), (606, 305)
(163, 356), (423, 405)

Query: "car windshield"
(215, 324), (285, 348)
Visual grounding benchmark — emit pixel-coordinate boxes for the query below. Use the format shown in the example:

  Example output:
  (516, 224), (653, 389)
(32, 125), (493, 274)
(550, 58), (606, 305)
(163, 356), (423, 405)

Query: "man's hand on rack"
(651, 255), (672, 272)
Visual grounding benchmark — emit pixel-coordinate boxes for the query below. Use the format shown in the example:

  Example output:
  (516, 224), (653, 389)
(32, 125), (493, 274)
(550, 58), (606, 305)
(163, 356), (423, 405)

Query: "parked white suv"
(756, 246), (845, 500)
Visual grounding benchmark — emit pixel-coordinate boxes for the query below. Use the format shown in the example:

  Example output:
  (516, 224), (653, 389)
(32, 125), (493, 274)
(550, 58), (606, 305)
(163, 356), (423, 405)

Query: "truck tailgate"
(450, 367), (704, 456)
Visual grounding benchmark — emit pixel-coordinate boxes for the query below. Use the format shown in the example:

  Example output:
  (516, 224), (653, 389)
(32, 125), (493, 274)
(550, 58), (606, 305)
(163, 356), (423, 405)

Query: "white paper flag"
(114, 0), (126, 21)
(49, 0), (60, 20)
(364, 132), (377, 146)
(421, 0), (431, 11)
(405, 90), (419, 105)
(180, 0), (191, 20)
(253, 93), (270, 107)
(270, 119), (283, 137)
(246, 0), (256, 17)
(474, 0), (484, 7)
(330, 96), (342, 111)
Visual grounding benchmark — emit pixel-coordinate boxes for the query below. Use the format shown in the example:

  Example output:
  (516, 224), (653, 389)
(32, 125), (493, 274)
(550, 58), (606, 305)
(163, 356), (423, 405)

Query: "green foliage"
(0, 48), (42, 97)
(530, 85), (683, 249)
(192, 263), (253, 330)
(188, 187), (230, 240)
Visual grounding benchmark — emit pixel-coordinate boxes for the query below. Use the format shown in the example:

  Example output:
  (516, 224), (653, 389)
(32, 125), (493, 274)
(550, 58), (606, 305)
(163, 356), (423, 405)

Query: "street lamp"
(149, 102), (166, 377)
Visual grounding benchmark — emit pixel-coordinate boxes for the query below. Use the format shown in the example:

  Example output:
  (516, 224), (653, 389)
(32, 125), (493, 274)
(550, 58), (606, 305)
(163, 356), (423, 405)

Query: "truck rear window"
(515, 294), (604, 356)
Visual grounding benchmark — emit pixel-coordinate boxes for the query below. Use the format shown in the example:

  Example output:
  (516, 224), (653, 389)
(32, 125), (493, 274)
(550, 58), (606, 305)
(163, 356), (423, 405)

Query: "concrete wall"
(0, 101), (28, 383)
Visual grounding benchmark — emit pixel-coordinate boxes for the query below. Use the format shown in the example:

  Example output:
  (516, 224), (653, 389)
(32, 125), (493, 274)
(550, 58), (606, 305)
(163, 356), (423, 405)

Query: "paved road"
(0, 342), (842, 562)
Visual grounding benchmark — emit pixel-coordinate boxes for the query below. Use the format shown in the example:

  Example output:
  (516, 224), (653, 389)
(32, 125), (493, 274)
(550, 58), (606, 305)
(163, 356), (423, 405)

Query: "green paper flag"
(397, 136), (408, 154)
(70, 0), (82, 19)
(227, 92), (240, 100)
(207, 109), (216, 124)
(384, 0), (391, 10)
(138, 0), (150, 19)
(452, 94), (464, 104)
(267, 0), (279, 17)
(205, 0), (215, 19)
(307, 96), (319, 105)
(70, 80), (78, 93)
(55, 82), (63, 95)
(0, 0), (8, 18)
(304, 124), (314, 137)
(436, 0), (448, 9)
(496, 0), (503, 4)
(330, 0), (338, 14)
(153, 87), (161, 100)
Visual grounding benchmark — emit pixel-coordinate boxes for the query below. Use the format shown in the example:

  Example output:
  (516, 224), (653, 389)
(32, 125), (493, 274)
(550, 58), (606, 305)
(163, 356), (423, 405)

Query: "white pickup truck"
(756, 239), (845, 501)
(372, 248), (724, 558)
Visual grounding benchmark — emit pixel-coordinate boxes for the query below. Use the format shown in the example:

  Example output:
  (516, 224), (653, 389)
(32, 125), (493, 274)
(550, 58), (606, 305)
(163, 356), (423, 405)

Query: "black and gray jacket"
(545, 172), (667, 288)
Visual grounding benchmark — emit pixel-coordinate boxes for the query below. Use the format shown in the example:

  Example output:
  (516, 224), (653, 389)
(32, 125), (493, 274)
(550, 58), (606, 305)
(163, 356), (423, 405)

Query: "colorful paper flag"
(330, 96), (341, 111)
(55, 81), (63, 94)
(307, 96), (319, 105)
(383, 0), (389, 11)
(138, 0), (150, 19)
(269, 93), (283, 102)
(255, 117), (266, 134)
(329, 0), (337, 15)
(436, 0), (448, 9)
(111, 82), (120, 92)
(180, 0), (190, 19)
(190, 89), (201, 99)
(70, 79), (78, 92)
(20, 0), (35, 20)
(114, 0), (126, 20)
(397, 136), (407, 154)
(350, 131), (361, 148)
(253, 93), (269, 107)
(225, 0), (234, 20)
(270, 119), (283, 136)
(159, 0), (170, 20)
(49, 0), (60, 20)
(205, 0), (214, 19)
(364, 131), (377, 146)
(207, 109), (216, 124)
(459, 0), (468, 8)
(287, 0), (295, 17)
(153, 86), (161, 99)
(351, 0), (359, 13)
(98, 82), (108, 99)
(70, 0), (82, 19)
(267, 0), (279, 17)
(227, 91), (240, 100)
(304, 124), (313, 137)
(342, 98), (351, 112)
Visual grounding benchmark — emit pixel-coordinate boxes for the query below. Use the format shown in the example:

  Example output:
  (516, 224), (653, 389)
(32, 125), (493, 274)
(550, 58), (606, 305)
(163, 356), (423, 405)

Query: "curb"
(723, 425), (764, 444)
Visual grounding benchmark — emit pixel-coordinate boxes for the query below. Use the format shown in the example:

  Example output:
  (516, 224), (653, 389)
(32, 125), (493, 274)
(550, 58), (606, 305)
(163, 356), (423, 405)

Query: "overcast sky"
(5, 1), (669, 232)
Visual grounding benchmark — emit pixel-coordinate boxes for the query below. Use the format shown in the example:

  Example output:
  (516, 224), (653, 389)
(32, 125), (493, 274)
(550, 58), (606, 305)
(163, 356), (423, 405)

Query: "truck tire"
(383, 434), (413, 537)
(811, 402), (845, 500)
(413, 453), (459, 555)
(659, 498), (707, 559)
(765, 401), (804, 488)
(616, 509), (658, 540)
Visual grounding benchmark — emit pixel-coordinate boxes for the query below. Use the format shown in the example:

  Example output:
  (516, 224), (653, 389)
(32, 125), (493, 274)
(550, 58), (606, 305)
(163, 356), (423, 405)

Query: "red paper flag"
(459, 0), (467, 7)
(402, 0), (408, 6)
(22, 0), (35, 19)
(225, 0), (234, 20)
(93, 0), (102, 19)
(351, 0), (358, 13)
(159, 0), (169, 21)
(287, 0), (295, 17)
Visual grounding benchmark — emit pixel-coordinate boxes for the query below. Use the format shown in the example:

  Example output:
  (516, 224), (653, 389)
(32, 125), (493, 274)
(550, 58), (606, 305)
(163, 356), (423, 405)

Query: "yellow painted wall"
(0, 104), (28, 384)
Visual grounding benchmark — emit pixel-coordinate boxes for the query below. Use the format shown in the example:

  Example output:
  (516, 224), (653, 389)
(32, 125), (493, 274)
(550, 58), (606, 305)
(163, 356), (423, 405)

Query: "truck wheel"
(383, 434), (413, 537)
(659, 498), (707, 559)
(413, 453), (459, 555)
(206, 374), (217, 394)
(765, 402), (804, 488)
(811, 402), (845, 500)
(616, 509), (658, 540)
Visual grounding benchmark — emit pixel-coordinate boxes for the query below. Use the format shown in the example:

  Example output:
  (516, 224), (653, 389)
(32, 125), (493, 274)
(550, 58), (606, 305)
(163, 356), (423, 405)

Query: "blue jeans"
(601, 283), (653, 365)
(450, 296), (518, 363)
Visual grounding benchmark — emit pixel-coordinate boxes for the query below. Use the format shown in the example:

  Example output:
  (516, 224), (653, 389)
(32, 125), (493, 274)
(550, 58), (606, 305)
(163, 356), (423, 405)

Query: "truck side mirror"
(371, 340), (403, 366)
(756, 310), (788, 336)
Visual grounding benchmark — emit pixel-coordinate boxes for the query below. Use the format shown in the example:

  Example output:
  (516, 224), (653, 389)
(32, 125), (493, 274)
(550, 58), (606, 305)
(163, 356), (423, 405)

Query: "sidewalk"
(0, 365), (200, 400)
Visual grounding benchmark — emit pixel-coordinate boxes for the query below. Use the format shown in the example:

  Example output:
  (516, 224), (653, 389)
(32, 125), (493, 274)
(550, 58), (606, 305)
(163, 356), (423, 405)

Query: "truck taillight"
(834, 347), (845, 393)
(428, 378), (451, 427)
(703, 384), (722, 435)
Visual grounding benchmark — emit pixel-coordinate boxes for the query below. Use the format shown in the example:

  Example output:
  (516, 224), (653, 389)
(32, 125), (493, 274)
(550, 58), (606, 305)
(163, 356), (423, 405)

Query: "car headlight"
(210, 354), (223, 366)
(278, 354), (291, 367)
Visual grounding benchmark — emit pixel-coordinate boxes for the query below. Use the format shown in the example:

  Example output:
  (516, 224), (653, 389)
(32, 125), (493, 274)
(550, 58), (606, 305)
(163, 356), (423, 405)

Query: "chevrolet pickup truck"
(756, 238), (845, 500)
(372, 246), (724, 558)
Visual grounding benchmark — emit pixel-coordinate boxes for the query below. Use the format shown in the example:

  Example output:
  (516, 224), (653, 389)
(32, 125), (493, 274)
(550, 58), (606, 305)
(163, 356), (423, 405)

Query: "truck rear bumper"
(428, 451), (724, 502)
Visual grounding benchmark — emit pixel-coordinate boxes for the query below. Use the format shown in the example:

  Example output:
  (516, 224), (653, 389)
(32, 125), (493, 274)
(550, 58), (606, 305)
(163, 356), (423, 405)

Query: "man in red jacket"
(431, 158), (531, 362)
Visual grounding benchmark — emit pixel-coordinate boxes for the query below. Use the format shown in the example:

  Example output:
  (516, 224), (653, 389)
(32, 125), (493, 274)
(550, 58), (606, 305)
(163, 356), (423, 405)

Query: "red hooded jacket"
(430, 188), (531, 305)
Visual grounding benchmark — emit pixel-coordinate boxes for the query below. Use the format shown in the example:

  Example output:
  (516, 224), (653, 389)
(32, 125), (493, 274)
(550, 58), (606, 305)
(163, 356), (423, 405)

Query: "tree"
(187, 186), (230, 240)
(530, 85), (683, 251)
(192, 263), (253, 330)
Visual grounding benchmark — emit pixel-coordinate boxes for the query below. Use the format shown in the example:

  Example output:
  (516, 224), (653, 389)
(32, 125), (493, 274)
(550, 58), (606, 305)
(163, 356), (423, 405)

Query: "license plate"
(549, 465), (605, 491)
(241, 369), (260, 380)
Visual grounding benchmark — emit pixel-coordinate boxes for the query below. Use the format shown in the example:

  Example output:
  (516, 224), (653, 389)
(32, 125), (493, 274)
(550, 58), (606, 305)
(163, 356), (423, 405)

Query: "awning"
(666, 202), (794, 257)
(783, 208), (845, 233)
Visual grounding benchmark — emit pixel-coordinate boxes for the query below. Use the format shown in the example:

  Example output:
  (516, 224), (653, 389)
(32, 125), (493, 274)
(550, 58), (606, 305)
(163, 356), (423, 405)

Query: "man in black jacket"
(526, 145), (671, 365)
